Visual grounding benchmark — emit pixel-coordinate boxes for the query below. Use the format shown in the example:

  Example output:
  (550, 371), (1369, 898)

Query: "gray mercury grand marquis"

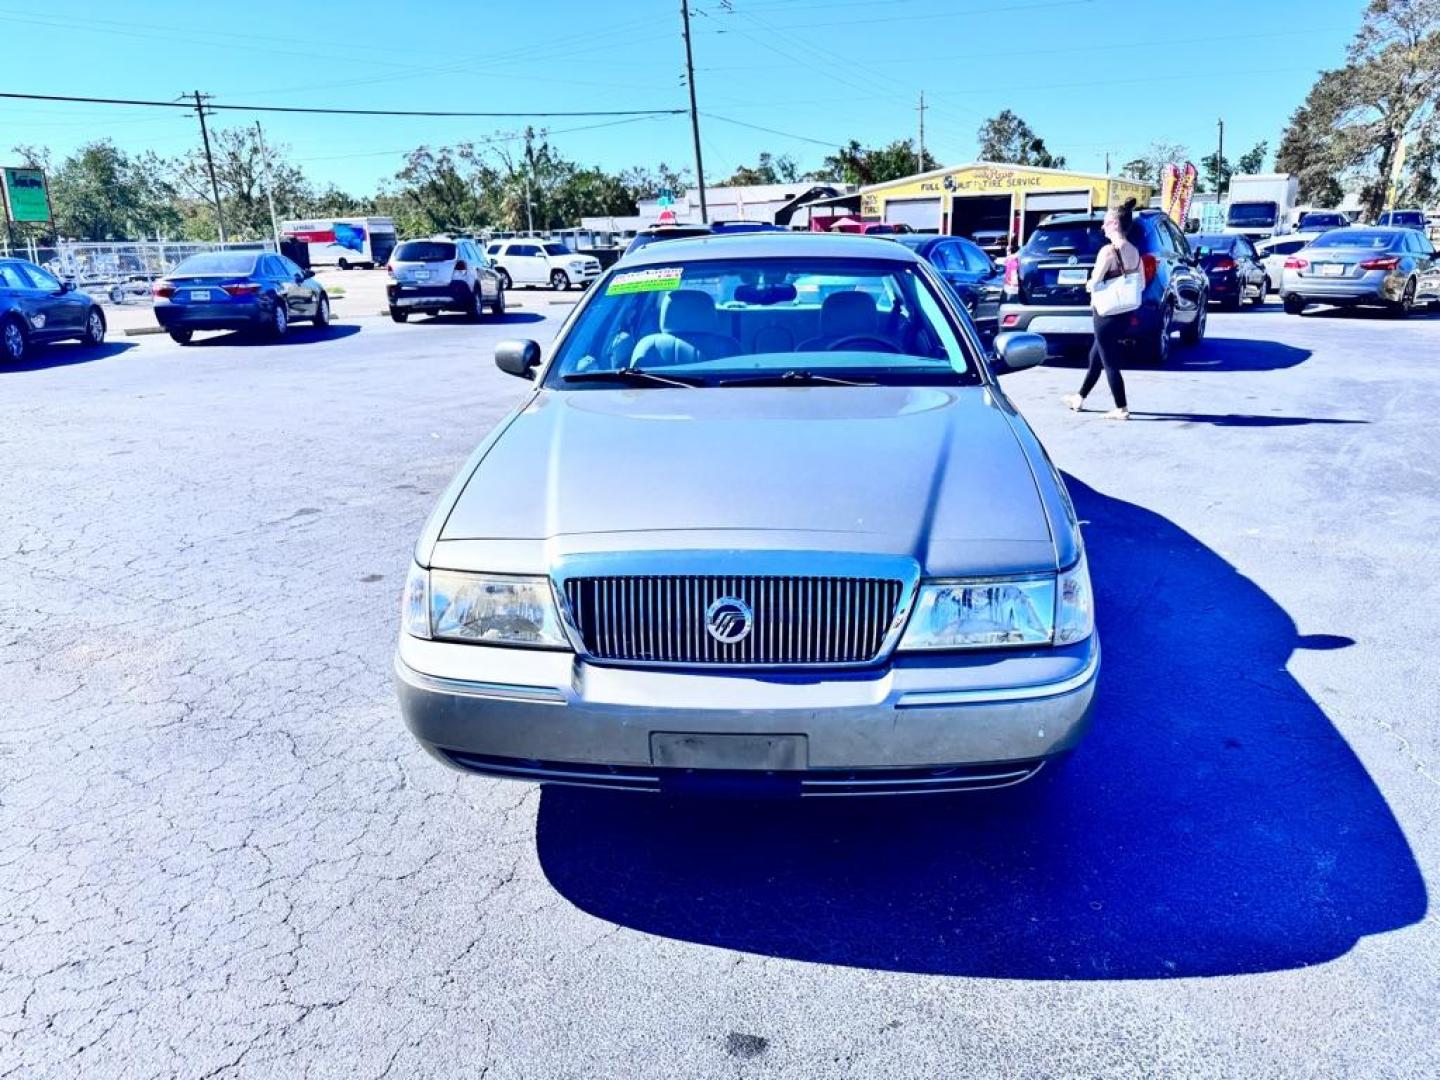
(396, 233), (1099, 796)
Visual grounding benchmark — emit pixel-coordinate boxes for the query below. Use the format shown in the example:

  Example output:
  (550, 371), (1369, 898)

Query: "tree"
(1278, 0), (1440, 216)
(169, 126), (313, 240)
(816, 138), (937, 186)
(1120, 142), (1191, 186)
(1237, 141), (1269, 175)
(618, 163), (692, 202)
(724, 151), (800, 186)
(386, 144), (494, 235)
(976, 110), (1066, 168)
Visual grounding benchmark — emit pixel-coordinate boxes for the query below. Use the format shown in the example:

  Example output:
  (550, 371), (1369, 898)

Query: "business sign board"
(1160, 162), (1199, 227)
(2, 167), (52, 223)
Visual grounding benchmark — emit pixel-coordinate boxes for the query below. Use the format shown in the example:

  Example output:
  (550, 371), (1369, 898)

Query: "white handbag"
(1091, 247), (1143, 317)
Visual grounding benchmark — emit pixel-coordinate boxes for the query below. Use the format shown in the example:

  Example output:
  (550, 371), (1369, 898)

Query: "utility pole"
(679, 0), (708, 223)
(1215, 116), (1225, 196)
(254, 121), (280, 251)
(189, 91), (226, 244)
(523, 128), (536, 234)
(916, 91), (926, 173)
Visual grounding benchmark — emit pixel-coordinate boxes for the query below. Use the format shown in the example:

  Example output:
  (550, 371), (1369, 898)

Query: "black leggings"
(1079, 312), (1128, 409)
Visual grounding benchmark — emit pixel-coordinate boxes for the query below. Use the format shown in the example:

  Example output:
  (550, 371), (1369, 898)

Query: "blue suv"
(998, 209), (1209, 365)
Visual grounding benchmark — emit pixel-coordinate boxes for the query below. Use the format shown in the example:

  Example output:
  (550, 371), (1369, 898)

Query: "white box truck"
(280, 216), (398, 269)
(1223, 175), (1299, 240)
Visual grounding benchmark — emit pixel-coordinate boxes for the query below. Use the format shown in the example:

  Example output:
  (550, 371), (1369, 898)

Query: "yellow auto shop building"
(859, 162), (1153, 247)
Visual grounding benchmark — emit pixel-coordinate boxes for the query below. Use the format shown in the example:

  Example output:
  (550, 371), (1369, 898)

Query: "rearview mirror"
(495, 339), (542, 380)
(992, 331), (1046, 375)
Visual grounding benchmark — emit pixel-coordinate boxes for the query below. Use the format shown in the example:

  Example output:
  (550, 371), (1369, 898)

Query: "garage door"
(1024, 190), (1090, 213)
(884, 197), (942, 232)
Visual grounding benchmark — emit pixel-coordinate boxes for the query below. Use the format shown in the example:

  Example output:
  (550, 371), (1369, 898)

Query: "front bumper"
(395, 633), (1099, 795)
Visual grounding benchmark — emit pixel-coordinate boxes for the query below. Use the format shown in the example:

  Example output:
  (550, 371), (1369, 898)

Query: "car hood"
(435, 385), (1057, 575)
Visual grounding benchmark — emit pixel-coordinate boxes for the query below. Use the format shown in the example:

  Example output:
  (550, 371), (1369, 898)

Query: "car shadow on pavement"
(534, 477), (1426, 979)
(3, 340), (137, 373)
(409, 312), (548, 326)
(187, 324), (363, 347)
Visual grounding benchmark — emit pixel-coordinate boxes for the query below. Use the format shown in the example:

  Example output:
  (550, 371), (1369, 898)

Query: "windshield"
(1226, 202), (1277, 226)
(172, 252), (258, 276)
(1299, 213), (1346, 228)
(623, 228), (713, 256)
(394, 241), (456, 262)
(543, 244), (572, 256)
(543, 257), (978, 389)
(1024, 222), (1106, 257)
(1380, 211), (1425, 228)
(1309, 230), (1397, 250)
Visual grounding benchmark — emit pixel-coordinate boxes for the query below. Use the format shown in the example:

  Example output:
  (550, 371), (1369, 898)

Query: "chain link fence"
(0, 239), (275, 305)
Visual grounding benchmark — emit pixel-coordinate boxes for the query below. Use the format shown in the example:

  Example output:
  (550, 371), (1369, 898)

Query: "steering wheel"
(824, 335), (901, 353)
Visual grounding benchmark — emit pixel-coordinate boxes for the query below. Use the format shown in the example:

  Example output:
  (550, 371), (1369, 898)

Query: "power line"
(702, 112), (841, 149)
(0, 91), (684, 119)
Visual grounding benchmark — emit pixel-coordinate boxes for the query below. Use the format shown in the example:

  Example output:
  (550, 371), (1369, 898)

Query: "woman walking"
(1063, 197), (1138, 420)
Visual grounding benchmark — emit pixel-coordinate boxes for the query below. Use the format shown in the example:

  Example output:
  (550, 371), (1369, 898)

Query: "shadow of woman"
(534, 478), (1425, 979)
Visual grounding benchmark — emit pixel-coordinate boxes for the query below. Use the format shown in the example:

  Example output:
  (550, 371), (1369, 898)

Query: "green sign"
(2, 167), (51, 223)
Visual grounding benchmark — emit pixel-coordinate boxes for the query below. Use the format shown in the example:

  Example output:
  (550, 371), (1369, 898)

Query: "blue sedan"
(153, 251), (331, 343)
(891, 234), (1004, 335)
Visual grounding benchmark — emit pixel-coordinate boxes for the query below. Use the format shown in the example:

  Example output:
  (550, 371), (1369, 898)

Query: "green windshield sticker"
(607, 267), (683, 295)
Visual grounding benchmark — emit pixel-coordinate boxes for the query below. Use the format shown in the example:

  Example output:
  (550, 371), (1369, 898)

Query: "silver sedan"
(395, 233), (1098, 796)
(1281, 226), (1440, 316)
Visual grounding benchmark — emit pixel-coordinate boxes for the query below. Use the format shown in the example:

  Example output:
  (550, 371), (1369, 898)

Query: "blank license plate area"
(1056, 268), (1088, 285)
(1318, 263), (1346, 277)
(415, 270), (430, 280)
(189, 289), (210, 301)
(650, 732), (807, 770)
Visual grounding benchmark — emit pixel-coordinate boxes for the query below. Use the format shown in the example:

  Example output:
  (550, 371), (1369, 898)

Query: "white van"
(280, 217), (397, 269)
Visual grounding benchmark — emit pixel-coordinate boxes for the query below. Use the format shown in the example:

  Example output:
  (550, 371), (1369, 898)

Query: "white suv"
(486, 240), (601, 291)
(387, 237), (505, 322)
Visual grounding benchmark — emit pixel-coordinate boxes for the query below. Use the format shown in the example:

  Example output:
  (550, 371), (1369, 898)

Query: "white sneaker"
(1062, 394), (1084, 412)
(1104, 407), (1130, 421)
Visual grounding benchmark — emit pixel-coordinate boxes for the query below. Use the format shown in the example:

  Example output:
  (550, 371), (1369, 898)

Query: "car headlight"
(401, 564), (568, 648)
(569, 260), (586, 270)
(898, 556), (1094, 651)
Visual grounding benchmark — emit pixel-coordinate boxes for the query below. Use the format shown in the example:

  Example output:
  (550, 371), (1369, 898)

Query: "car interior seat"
(796, 290), (883, 351)
(629, 290), (743, 368)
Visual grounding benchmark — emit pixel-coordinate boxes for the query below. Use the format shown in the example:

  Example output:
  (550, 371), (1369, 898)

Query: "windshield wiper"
(561, 367), (701, 388)
(720, 370), (878, 387)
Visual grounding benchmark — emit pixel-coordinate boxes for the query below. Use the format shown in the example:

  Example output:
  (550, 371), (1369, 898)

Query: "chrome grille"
(562, 574), (904, 666)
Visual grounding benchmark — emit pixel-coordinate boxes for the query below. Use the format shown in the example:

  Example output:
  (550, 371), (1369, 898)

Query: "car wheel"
(466, 287), (484, 321)
(1389, 278), (1416, 318)
(82, 307), (107, 346)
(1140, 302), (1173, 365)
(1, 315), (28, 363)
(1180, 300), (1207, 345)
(169, 328), (194, 345)
(1283, 294), (1306, 315)
(550, 269), (570, 291)
(491, 285), (506, 318)
(338, 258), (350, 271)
(313, 294), (331, 328)
(1221, 286), (1242, 312)
(1253, 278), (1269, 306)
(390, 307), (409, 323)
(108, 285), (125, 305)
(268, 298), (288, 339)
(496, 268), (512, 291)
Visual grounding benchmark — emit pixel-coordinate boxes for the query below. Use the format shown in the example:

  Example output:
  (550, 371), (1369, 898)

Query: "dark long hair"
(1108, 196), (1137, 238)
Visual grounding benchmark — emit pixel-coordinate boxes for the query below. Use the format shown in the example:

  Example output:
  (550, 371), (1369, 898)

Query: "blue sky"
(0, 0), (1365, 193)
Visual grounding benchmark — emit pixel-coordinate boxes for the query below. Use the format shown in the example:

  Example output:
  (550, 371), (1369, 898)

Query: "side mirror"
(59, 280), (75, 294)
(302, 268), (315, 279)
(992, 331), (1046, 375)
(495, 339), (542, 380)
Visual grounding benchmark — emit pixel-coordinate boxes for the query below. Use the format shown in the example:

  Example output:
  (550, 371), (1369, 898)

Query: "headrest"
(820, 290), (878, 336)
(660, 290), (718, 334)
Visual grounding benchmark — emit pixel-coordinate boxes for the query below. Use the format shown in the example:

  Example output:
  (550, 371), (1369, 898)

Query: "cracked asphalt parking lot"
(2, 302), (1437, 1078)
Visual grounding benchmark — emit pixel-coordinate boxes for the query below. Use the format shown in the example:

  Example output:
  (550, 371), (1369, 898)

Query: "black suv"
(998, 209), (1209, 364)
